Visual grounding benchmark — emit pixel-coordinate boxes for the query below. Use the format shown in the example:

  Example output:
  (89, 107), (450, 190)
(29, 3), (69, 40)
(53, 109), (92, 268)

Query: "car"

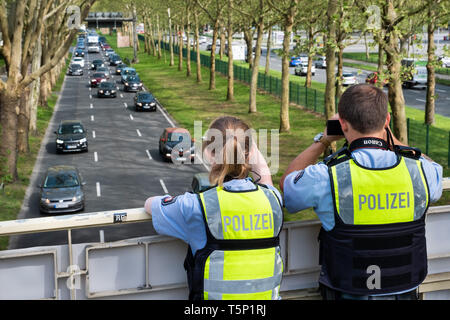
(90, 72), (107, 87)
(67, 64), (83, 76)
(198, 36), (208, 45)
(159, 128), (195, 163)
(88, 43), (100, 53)
(289, 56), (301, 67)
(191, 172), (213, 193)
(315, 56), (326, 69)
(91, 59), (105, 70)
(72, 57), (85, 68)
(115, 63), (128, 75)
(124, 75), (143, 92)
(440, 56), (450, 68)
(340, 72), (358, 86)
(105, 48), (115, 57)
(38, 165), (85, 214)
(74, 48), (85, 57)
(102, 44), (111, 51)
(294, 62), (315, 76)
(96, 67), (110, 78)
(365, 72), (388, 86)
(109, 54), (122, 66)
(97, 82), (117, 98)
(134, 92), (157, 111)
(121, 67), (137, 83)
(99, 36), (107, 44)
(54, 120), (88, 153)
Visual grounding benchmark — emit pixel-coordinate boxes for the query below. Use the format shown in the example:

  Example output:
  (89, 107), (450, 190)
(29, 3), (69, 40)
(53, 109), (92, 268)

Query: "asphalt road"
(10, 48), (206, 249)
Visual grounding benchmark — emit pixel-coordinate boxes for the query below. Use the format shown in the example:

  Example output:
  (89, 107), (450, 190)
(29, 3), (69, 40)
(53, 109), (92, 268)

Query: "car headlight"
(41, 198), (50, 204)
(137, 102), (142, 106)
(139, 83), (142, 86)
(99, 90), (103, 93)
(91, 64), (94, 68)
(150, 102), (156, 106)
(125, 82), (129, 86)
(72, 195), (82, 202)
(117, 69), (121, 72)
(79, 138), (87, 143)
(111, 90), (116, 93)
(56, 139), (64, 144)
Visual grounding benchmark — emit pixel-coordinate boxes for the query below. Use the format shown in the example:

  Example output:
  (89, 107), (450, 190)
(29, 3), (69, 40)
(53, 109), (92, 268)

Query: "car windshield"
(343, 73), (354, 77)
(128, 76), (140, 82)
(93, 73), (105, 78)
(139, 93), (153, 100)
(58, 123), (84, 134)
(123, 69), (136, 75)
(70, 64), (81, 69)
(100, 82), (115, 88)
(168, 132), (190, 142)
(44, 171), (79, 188)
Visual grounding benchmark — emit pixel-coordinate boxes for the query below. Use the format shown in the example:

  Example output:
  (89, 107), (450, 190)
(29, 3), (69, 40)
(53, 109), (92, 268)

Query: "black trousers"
(319, 284), (419, 300)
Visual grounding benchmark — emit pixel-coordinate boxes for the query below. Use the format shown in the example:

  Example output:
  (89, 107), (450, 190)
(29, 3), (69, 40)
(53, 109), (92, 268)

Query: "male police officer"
(280, 84), (443, 300)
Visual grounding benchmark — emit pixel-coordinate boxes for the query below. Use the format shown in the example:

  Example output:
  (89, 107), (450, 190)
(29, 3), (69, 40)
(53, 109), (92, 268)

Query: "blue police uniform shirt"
(283, 147), (443, 297)
(151, 177), (283, 256)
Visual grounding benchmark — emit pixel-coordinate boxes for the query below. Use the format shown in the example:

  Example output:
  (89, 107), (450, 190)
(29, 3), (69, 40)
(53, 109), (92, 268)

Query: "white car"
(72, 57), (85, 68)
(341, 72), (358, 86)
(198, 36), (208, 44)
(315, 56), (326, 69)
(88, 45), (100, 53)
(294, 63), (316, 76)
(441, 56), (450, 68)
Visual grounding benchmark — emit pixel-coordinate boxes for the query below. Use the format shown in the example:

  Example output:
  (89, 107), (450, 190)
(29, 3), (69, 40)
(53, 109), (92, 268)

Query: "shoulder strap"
(324, 146), (352, 167)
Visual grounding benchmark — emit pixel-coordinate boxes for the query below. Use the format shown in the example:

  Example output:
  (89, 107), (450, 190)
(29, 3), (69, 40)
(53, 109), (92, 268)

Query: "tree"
(268, 0), (299, 133)
(0, 0), (96, 181)
(324, 0), (338, 121)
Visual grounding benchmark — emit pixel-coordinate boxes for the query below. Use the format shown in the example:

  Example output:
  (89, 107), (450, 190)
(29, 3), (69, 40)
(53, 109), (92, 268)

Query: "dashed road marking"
(96, 182), (101, 197)
(146, 150), (152, 160)
(136, 129), (142, 137)
(159, 179), (168, 194)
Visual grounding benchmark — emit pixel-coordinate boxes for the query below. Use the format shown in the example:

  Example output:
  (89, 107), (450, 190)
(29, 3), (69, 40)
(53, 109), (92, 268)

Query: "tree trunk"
(186, 10), (192, 77)
(244, 29), (253, 69)
(0, 89), (20, 180)
(178, 25), (184, 72)
(325, 0), (338, 121)
(157, 14), (162, 59)
(17, 87), (31, 154)
(280, 13), (295, 133)
(194, 11), (202, 83)
(226, 0), (234, 101)
(209, 20), (220, 90)
(305, 26), (314, 88)
(168, 10), (174, 66)
(335, 45), (344, 100)
(220, 22), (225, 60)
(364, 32), (370, 60)
(425, 7), (436, 125)
(265, 26), (272, 75)
(249, 17), (264, 113)
(29, 33), (42, 135)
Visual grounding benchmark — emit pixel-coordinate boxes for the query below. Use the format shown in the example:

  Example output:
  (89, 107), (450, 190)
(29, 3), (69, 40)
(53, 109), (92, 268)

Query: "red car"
(366, 72), (388, 86)
(102, 44), (111, 51)
(90, 72), (107, 87)
(159, 128), (195, 163)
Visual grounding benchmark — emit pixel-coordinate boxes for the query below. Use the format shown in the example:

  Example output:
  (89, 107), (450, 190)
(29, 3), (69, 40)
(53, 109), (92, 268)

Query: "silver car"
(39, 165), (85, 214)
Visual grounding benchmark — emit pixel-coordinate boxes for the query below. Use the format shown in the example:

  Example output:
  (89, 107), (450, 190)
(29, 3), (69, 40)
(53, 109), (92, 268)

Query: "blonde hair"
(204, 116), (252, 186)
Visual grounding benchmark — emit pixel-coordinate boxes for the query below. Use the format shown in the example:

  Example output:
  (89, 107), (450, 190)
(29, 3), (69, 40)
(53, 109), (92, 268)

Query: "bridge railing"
(0, 178), (449, 300)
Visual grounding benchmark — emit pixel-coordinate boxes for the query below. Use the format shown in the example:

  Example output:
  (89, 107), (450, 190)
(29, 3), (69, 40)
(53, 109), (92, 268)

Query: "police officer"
(280, 84), (443, 300)
(145, 116), (284, 300)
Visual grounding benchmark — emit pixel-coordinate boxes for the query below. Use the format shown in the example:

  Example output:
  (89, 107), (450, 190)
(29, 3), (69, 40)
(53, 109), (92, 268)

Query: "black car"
(91, 59), (105, 70)
(74, 48), (85, 57)
(109, 54), (122, 66)
(124, 75), (143, 92)
(134, 92), (157, 111)
(159, 128), (195, 163)
(115, 63), (128, 75)
(97, 82), (117, 98)
(67, 64), (83, 76)
(55, 120), (88, 153)
(39, 165), (85, 214)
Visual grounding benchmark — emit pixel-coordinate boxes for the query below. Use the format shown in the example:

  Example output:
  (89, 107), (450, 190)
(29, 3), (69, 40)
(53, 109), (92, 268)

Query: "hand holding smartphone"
(326, 120), (344, 136)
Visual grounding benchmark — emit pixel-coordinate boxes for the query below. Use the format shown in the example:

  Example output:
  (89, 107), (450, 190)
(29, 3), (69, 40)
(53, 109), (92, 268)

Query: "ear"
(385, 113), (391, 129)
(339, 118), (349, 133)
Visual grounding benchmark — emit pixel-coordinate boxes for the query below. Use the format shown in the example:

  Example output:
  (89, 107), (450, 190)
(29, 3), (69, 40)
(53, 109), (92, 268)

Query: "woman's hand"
(249, 139), (273, 186)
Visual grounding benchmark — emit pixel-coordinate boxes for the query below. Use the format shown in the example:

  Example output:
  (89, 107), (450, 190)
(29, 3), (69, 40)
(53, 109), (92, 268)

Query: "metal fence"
(152, 39), (449, 167)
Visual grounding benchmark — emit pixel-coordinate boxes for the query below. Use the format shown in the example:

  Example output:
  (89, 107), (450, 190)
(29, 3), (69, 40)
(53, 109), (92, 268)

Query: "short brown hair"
(338, 84), (388, 134)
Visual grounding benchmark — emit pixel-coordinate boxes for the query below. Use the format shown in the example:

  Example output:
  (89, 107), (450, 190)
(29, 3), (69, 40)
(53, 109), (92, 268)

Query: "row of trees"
(102, 0), (448, 142)
(0, 0), (97, 182)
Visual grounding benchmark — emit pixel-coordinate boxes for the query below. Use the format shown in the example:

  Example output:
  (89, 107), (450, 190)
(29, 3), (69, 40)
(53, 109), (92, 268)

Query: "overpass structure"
(84, 12), (134, 29)
(0, 178), (449, 300)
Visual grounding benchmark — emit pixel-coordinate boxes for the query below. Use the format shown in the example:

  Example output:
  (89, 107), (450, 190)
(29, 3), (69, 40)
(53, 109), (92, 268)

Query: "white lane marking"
(96, 182), (101, 197)
(129, 114), (134, 120)
(89, 87), (91, 91)
(146, 149), (152, 160)
(446, 97), (450, 100)
(416, 99), (426, 103)
(89, 94), (92, 99)
(124, 102), (128, 108)
(94, 151), (98, 162)
(157, 105), (175, 127)
(436, 89), (445, 93)
(90, 103), (93, 109)
(159, 179), (168, 194)
(92, 130), (96, 138)
(91, 115), (94, 121)
(120, 94), (124, 98)
(136, 129), (142, 137)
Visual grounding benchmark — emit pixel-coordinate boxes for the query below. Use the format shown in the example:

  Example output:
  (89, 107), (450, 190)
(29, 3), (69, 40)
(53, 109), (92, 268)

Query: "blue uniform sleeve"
(419, 157), (443, 203)
(283, 163), (335, 231)
(151, 192), (207, 251)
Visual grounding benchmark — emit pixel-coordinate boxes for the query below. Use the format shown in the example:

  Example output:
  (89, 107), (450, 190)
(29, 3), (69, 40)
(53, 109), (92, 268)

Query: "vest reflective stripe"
(331, 157), (428, 225)
(198, 185), (283, 300)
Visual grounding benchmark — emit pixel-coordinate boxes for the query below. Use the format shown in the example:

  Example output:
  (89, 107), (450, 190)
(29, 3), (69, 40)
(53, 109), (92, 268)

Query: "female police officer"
(144, 116), (284, 300)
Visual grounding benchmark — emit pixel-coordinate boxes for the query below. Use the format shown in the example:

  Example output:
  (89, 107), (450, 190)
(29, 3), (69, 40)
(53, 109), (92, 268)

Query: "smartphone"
(327, 120), (344, 136)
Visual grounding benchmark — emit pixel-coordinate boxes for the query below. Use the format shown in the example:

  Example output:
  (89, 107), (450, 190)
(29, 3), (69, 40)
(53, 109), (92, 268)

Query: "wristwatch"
(314, 132), (331, 148)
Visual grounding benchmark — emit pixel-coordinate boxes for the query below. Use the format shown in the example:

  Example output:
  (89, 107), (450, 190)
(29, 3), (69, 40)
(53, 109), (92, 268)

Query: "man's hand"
(323, 114), (345, 143)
